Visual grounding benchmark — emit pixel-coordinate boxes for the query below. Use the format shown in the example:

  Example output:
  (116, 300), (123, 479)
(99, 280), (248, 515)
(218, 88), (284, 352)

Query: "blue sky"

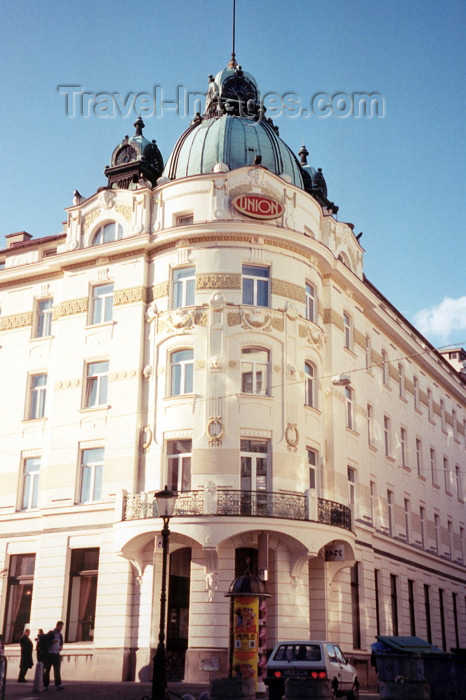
(0, 0), (464, 349)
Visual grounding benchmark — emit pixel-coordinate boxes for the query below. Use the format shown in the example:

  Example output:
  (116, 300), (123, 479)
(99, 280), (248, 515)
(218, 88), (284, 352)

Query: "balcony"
(122, 489), (352, 531)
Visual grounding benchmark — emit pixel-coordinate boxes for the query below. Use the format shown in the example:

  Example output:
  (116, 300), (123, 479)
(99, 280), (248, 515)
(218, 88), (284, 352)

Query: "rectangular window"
(398, 363), (405, 398)
(35, 298), (53, 337)
(351, 563), (361, 649)
(444, 457), (450, 493)
(387, 489), (393, 535)
(448, 521), (453, 559)
(384, 416), (391, 456)
(345, 386), (354, 430)
(240, 439), (269, 515)
(370, 481), (376, 525)
(456, 466), (462, 500)
(85, 361), (109, 407)
(424, 584), (432, 643)
(460, 527), (465, 564)
(170, 349), (194, 395)
(390, 573), (399, 635)
(91, 283), (114, 324)
(365, 335), (372, 370)
(367, 404), (373, 446)
(416, 439), (423, 475)
(242, 265), (269, 307)
(305, 362), (316, 407)
(343, 312), (352, 350)
(175, 213), (193, 226)
(413, 376), (419, 410)
(347, 467), (356, 512)
(453, 593), (460, 648)
(408, 579), (416, 636)
(167, 439), (192, 492)
(434, 514), (440, 553)
(452, 409), (458, 440)
(381, 349), (388, 385)
(172, 266), (195, 308)
(21, 457), (40, 510)
(439, 589), (446, 651)
(28, 373), (47, 419)
(80, 447), (104, 503)
(404, 498), (410, 542)
(400, 427), (407, 466)
(307, 448), (317, 490)
(241, 347), (270, 395)
(66, 548), (99, 643)
(4, 554), (35, 643)
(440, 399), (446, 431)
(427, 388), (433, 421)
(420, 506), (426, 549)
(374, 569), (381, 636)
(305, 282), (316, 322)
(430, 448), (437, 485)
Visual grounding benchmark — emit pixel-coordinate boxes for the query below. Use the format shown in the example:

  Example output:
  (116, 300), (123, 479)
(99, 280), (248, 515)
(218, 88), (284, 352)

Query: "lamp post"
(152, 486), (177, 700)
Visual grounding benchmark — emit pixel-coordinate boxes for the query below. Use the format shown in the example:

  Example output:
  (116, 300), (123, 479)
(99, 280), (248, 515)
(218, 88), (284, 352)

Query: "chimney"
(5, 231), (33, 249)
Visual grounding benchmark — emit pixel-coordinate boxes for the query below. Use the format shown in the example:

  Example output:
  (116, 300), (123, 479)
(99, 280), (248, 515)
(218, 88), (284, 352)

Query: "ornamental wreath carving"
(241, 307), (272, 331)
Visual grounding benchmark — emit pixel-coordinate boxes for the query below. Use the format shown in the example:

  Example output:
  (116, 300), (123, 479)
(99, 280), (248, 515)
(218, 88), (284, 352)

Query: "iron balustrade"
(123, 490), (351, 531)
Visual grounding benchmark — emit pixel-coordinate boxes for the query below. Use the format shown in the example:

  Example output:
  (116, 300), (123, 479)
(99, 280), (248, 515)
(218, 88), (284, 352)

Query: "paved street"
(1, 680), (381, 700)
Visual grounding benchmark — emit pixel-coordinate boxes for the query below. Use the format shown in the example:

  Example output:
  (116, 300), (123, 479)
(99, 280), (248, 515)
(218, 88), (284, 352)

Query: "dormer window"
(175, 214), (193, 226)
(92, 222), (123, 245)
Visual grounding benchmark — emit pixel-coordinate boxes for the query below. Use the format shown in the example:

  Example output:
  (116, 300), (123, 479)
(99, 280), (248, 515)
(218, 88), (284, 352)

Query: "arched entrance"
(167, 547), (191, 680)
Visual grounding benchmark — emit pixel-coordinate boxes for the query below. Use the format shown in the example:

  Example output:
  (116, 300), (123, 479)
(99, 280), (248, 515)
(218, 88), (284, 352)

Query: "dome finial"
(229, 0), (238, 68)
(299, 144), (309, 165)
(134, 115), (145, 137)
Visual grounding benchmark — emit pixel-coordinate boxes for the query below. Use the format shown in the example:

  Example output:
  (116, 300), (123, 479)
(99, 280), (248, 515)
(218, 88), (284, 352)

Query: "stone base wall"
(184, 647), (229, 683)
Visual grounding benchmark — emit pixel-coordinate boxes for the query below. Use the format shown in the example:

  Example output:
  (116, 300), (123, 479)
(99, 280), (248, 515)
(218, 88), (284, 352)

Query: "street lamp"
(152, 485), (177, 700)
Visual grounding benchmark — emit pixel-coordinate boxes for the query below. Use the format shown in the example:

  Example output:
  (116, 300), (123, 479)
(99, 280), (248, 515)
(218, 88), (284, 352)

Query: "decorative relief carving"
(272, 279), (305, 303)
(83, 208), (101, 234)
(299, 323), (326, 348)
(285, 423), (299, 452)
(145, 301), (158, 324)
(141, 425), (152, 450)
(227, 312), (241, 327)
(152, 281), (169, 299)
(271, 316), (284, 332)
(196, 273), (241, 290)
(209, 292), (225, 311)
(164, 308), (207, 332)
(209, 357), (224, 372)
(143, 365), (153, 380)
(60, 298), (88, 316)
(206, 417), (224, 447)
(241, 307), (272, 331)
(285, 301), (298, 320)
(114, 203), (131, 220)
(99, 190), (116, 209)
(55, 379), (81, 390)
(0, 312), (33, 330)
(114, 287), (148, 306)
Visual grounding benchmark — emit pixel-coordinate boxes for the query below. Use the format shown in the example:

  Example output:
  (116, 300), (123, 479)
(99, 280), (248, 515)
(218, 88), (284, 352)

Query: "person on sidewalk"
(43, 621), (65, 691)
(18, 628), (34, 682)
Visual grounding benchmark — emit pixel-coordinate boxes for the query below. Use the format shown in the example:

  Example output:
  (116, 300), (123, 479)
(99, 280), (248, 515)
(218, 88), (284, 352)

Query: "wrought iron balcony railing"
(122, 489), (351, 531)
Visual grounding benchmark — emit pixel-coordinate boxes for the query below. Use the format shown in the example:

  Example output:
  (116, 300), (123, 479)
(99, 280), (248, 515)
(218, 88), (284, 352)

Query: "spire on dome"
(134, 115), (145, 137)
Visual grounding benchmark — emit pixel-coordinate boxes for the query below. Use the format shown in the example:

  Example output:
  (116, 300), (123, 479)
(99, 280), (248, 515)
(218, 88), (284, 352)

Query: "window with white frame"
(440, 399), (446, 431)
(434, 513), (440, 553)
(345, 386), (354, 430)
(452, 410), (458, 440)
(387, 489), (393, 535)
(427, 388), (433, 421)
(381, 349), (388, 385)
(398, 364), (405, 398)
(384, 415), (391, 456)
(413, 376), (420, 410)
(170, 349), (194, 395)
(175, 213), (193, 226)
(92, 222), (123, 245)
(456, 465), (462, 500)
(420, 506), (426, 548)
(430, 448), (437, 485)
(242, 265), (269, 307)
(400, 427), (408, 466)
(167, 439), (192, 492)
(305, 282), (316, 322)
(343, 312), (352, 350)
(444, 456), (451, 493)
(367, 404), (374, 446)
(35, 298), (53, 338)
(370, 481), (377, 525)
(21, 457), (40, 510)
(91, 283), (114, 324)
(80, 447), (104, 503)
(365, 335), (372, 370)
(305, 361), (317, 407)
(404, 498), (410, 542)
(241, 347), (270, 395)
(28, 373), (47, 419)
(416, 438), (423, 475)
(347, 467), (356, 512)
(172, 266), (195, 308)
(85, 361), (109, 408)
(307, 448), (318, 490)
(448, 521), (453, 559)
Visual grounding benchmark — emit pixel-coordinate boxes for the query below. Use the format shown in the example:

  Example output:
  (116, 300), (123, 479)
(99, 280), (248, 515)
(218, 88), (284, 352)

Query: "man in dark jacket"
(43, 621), (65, 690)
(18, 628), (34, 682)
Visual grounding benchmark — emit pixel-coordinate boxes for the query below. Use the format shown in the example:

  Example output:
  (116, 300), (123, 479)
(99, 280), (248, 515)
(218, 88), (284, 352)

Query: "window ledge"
(368, 444), (378, 453)
(164, 393), (197, 401)
(417, 473), (427, 481)
(384, 455), (396, 463)
(30, 334), (54, 342)
(85, 321), (116, 330)
(21, 417), (47, 424)
(237, 392), (273, 400)
(400, 465), (412, 472)
(79, 404), (111, 413)
(346, 427), (360, 437)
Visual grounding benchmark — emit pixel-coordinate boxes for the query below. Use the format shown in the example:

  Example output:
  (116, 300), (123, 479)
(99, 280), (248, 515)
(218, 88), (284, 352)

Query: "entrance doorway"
(167, 547), (191, 680)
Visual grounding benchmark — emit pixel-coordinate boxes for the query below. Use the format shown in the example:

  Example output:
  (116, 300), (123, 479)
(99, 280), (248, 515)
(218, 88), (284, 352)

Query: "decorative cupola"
(104, 116), (164, 189)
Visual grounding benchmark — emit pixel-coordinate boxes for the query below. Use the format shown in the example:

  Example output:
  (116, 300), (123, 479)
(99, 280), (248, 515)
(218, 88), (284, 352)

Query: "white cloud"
(413, 296), (466, 346)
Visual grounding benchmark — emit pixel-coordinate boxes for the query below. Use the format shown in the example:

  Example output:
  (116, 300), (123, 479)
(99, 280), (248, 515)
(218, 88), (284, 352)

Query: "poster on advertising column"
(232, 595), (259, 685)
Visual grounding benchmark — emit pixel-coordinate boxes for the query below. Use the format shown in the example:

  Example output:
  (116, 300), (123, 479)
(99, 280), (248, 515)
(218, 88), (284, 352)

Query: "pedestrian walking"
(18, 628), (34, 682)
(43, 621), (65, 691)
(33, 628), (47, 692)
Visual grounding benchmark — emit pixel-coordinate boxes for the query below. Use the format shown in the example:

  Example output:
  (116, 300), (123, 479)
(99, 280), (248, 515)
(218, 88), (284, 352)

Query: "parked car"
(264, 640), (359, 700)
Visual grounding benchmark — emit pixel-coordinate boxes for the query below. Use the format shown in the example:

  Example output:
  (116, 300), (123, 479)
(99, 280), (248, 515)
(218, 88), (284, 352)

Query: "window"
(398, 364), (405, 398)
(424, 585), (432, 643)
(175, 213), (193, 226)
(92, 222), (123, 245)
(347, 467), (356, 512)
(85, 361), (109, 407)
(387, 490), (393, 535)
(241, 347), (270, 395)
(434, 514), (440, 553)
(66, 548), (99, 642)
(240, 439), (269, 515)
(345, 386), (354, 430)
(427, 388), (433, 421)
(351, 563), (361, 649)
(448, 521), (453, 559)
(367, 404), (373, 445)
(420, 506), (426, 548)
(20, 456), (41, 510)
(440, 399), (446, 431)
(400, 427), (407, 466)
(413, 376), (419, 410)
(91, 283), (113, 324)
(343, 312), (352, 350)
(370, 481), (377, 525)
(416, 439), (423, 475)
(453, 593), (460, 649)
(305, 361), (316, 407)
(384, 416), (391, 456)
(430, 448), (437, 484)
(305, 282), (316, 322)
(172, 266), (195, 308)
(390, 574), (399, 635)
(408, 579), (416, 636)
(170, 349), (194, 395)
(452, 409), (458, 440)
(307, 448), (317, 490)
(460, 526), (465, 564)
(444, 457), (450, 493)
(404, 498), (410, 542)
(374, 570), (381, 636)
(381, 349), (388, 384)
(242, 265), (269, 307)
(4, 554), (35, 643)
(439, 589), (446, 651)
(456, 465), (462, 500)
(80, 447), (104, 503)
(167, 440), (192, 492)
(365, 335), (372, 370)
(35, 298), (53, 337)
(28, 373), (47, 419)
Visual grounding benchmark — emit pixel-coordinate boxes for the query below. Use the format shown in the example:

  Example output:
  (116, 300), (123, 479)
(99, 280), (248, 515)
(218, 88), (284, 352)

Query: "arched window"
(92, 222), (123, 245)
(305, 362), (316, 407)
(170, 349), (194, 395)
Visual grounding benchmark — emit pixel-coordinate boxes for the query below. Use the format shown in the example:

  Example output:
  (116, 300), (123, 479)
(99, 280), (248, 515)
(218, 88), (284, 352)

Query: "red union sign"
(232, 194), (284, 220)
